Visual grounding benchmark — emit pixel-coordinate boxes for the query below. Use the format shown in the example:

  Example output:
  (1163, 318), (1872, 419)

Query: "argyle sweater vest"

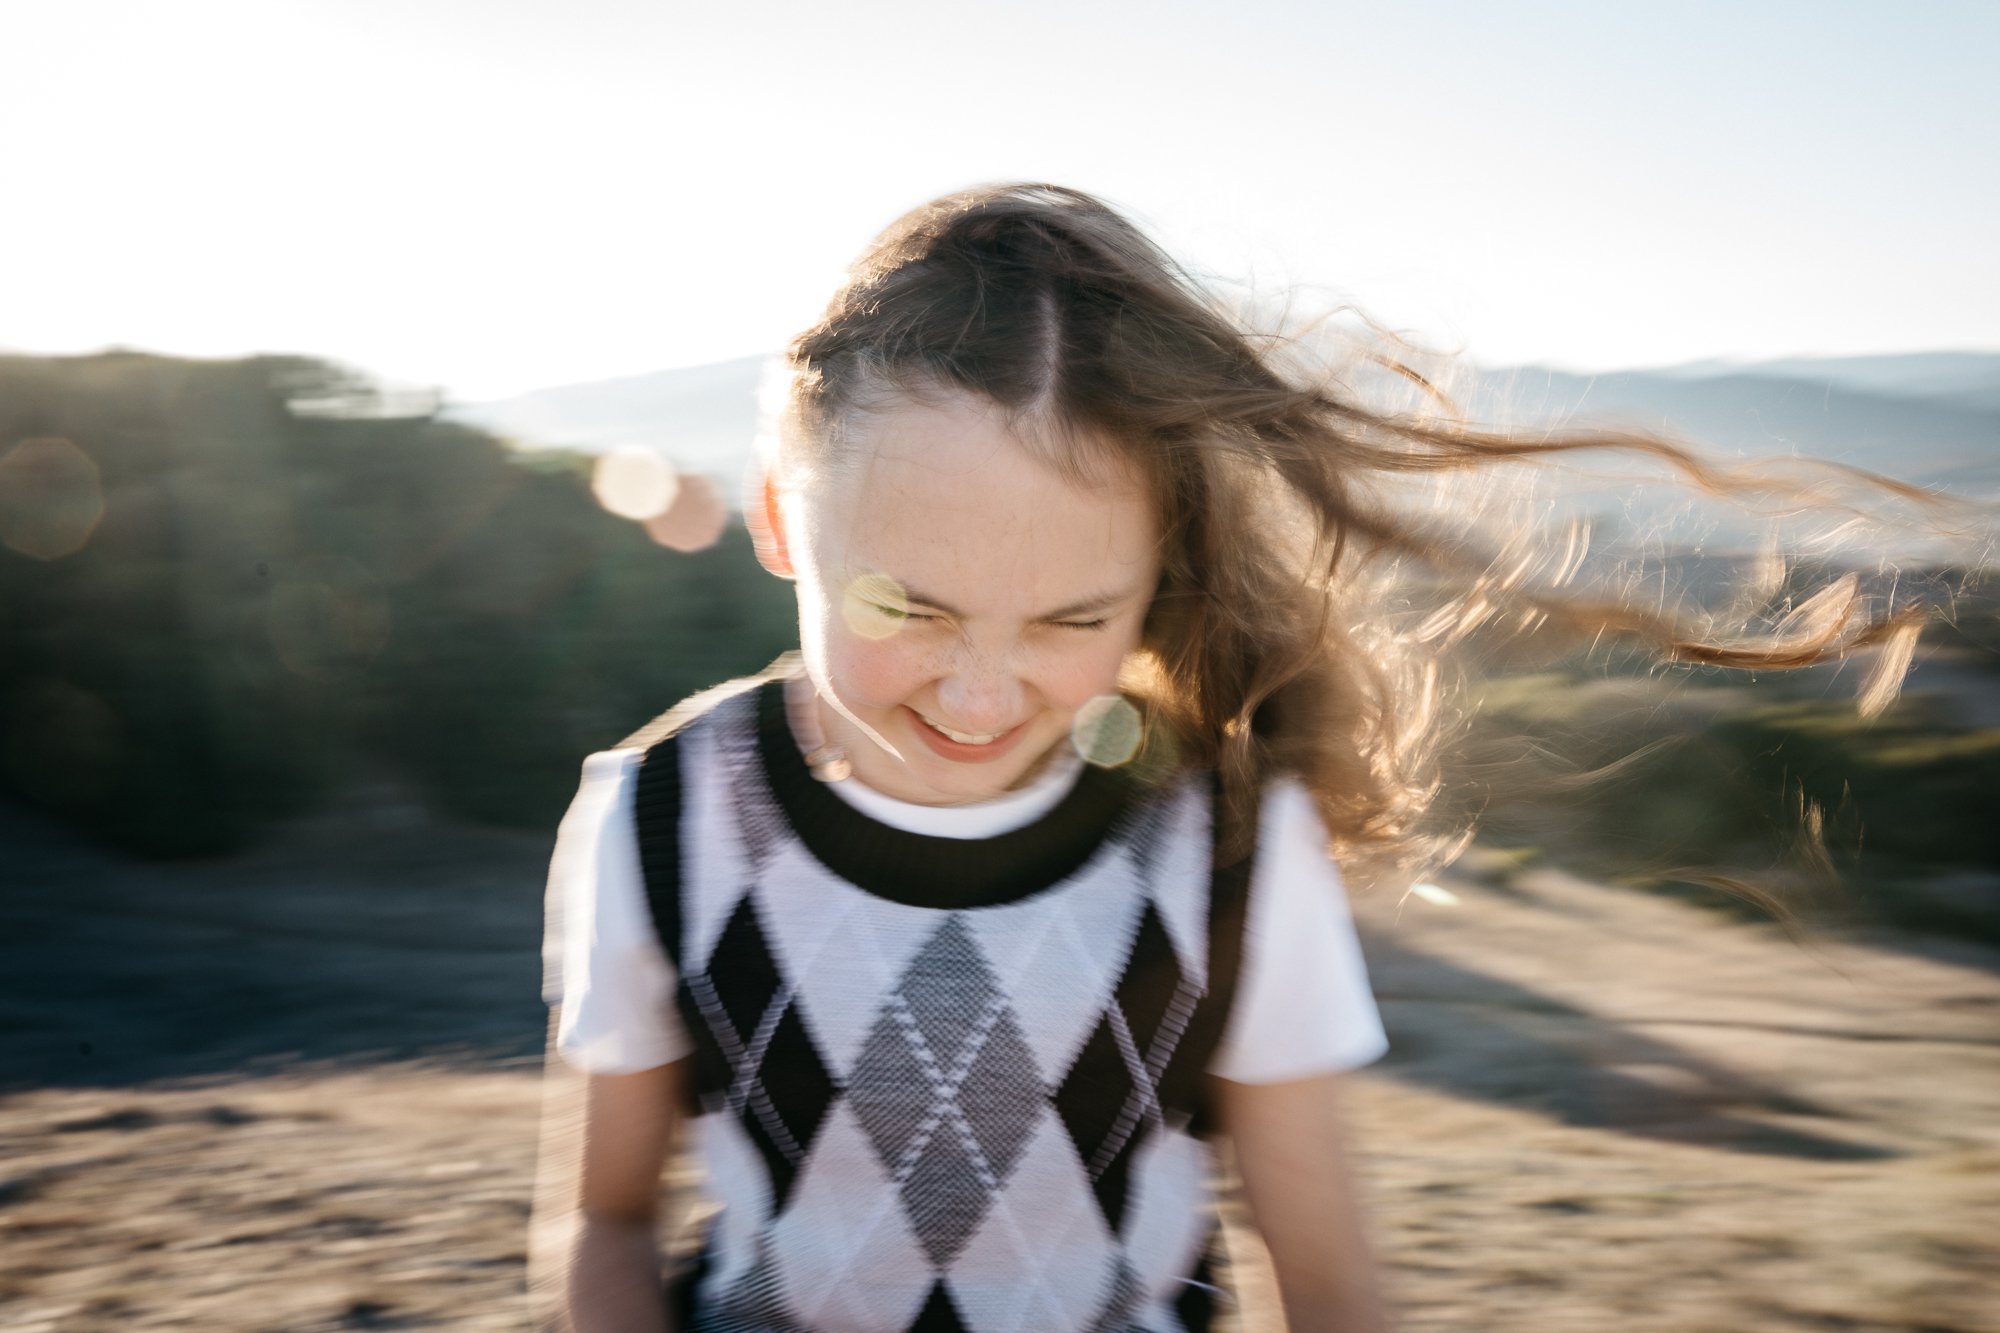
(632, 679), (1256, 1333)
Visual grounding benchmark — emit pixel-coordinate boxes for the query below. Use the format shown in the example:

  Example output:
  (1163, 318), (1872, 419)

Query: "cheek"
(800, 572), (917, 705)
(822, 632), (934, 710)
(1037, 635), (1141, 712)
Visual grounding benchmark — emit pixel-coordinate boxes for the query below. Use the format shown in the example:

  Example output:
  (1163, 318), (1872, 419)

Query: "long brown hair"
(771, 182), (1967, 891)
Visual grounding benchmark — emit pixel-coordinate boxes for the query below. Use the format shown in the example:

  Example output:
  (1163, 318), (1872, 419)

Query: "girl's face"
(769, 390), (1161, 806)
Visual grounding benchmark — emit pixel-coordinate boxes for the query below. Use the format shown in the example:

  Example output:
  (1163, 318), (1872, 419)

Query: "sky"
(6, 0), (1997, 402)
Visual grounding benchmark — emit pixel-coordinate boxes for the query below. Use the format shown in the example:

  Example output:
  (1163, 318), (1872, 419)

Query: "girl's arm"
(1216, 1070), (1393, 1333)
(529, 1007), (686, 1333)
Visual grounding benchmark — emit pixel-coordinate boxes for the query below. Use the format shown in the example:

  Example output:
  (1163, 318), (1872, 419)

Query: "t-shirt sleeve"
(541, 747), (693, 1073)
(1208, 777), (1390, 1083)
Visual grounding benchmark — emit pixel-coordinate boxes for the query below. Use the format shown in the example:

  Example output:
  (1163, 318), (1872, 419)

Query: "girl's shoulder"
(1151, 762), (1332, 867)
(613, 655), (800, 754)
(1243, 766), (1337, 851)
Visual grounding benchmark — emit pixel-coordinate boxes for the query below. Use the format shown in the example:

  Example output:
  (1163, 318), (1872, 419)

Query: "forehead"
(798, 392), (1158, 607)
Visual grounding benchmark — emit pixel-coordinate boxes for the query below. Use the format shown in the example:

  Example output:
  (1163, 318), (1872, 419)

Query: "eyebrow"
(894, 583), (1145, 621)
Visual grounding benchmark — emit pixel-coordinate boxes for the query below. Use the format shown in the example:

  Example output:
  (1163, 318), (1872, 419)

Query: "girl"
(530, 184), (1927, 1332)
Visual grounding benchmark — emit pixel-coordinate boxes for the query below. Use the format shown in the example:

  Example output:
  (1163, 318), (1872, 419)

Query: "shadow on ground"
(0, 800), (551, 1092)
(1365, 933), (1900, 1161)
(0, 795), (1927, 1175)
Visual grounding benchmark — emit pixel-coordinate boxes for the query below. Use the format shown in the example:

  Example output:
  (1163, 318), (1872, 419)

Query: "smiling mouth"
(918, 714), (1009, 746)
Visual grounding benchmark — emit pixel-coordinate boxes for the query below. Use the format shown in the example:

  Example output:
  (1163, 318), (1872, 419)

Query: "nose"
(934, 653), (1026, 733)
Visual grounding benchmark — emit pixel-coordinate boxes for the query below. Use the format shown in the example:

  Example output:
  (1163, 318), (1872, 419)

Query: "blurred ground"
(2, 797), (1997, 1331)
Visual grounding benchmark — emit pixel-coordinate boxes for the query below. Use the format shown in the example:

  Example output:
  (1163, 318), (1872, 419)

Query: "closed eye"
(867, 603), (938, 622)
(869, 603), (1104, 631)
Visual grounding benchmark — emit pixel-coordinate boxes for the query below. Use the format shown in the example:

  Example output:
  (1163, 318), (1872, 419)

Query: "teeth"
(924, 717), (1003, 745)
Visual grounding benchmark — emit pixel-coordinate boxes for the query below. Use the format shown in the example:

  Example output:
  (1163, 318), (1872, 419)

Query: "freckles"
(832, 639), (932, 707)
(1040, 645), (1131, 710)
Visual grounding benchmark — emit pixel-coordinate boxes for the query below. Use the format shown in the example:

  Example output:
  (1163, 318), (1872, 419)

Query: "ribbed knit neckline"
(751, 678), (1144, 909)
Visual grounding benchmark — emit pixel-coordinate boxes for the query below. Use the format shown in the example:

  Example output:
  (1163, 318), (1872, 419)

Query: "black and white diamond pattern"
(1087, 1256), (1145, 1333)
(685, 895), (837, 1211)
(689, 1232), (811, 1333)
(682, 886), (1219, 1330)
(664, 692), (1235, 1331)
(850, 917), (1046, 1266)
(1055, 902), (1205, 1232)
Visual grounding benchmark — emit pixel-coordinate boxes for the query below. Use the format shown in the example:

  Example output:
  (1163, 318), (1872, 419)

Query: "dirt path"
(1346, 867), (2000, 1330)
(2, 803), (1996, 1330)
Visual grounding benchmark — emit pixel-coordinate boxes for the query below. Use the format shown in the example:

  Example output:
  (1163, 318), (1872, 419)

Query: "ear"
(748, 467), (796, 579)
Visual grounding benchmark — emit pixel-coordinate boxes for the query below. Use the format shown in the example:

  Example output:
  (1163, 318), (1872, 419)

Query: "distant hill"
(448, 351), (2000, 510)
(1634, 351), (2000, 412)
(443, 355), (768, 495)
(1471, 361), (2000, 499)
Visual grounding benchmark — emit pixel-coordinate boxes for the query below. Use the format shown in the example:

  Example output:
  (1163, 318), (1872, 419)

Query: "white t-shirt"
(542, 745), (1388, 1084)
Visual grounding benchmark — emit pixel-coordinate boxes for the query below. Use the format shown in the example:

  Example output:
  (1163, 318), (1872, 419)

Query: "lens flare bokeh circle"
(841, 573), (910, 641)
(1071, 694), (1143, 768)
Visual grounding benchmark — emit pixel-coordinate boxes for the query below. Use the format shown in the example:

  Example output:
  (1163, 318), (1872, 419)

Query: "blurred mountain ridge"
(1628, 350), (2000, 411)
(448, 351), (2000, 504)
(444, 355), (767, 488)
(1474, 360), (2000, 498)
